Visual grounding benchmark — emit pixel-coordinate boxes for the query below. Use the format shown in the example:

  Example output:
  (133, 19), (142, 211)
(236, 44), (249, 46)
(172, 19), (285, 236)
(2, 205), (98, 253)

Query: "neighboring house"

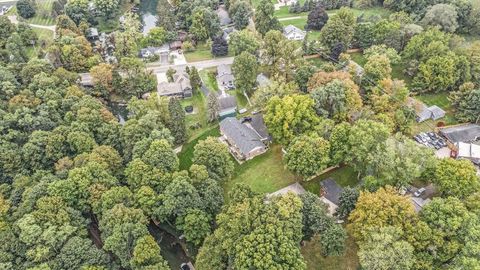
(283, 25), (306, 41)
(266, 182), (306, 200)
(87, 28), (99, 40)
(222, 27), (237, 41)
(409, 184), (435, 212)
(216, 64), (235, 90)
(407, 98), (445, 122)
(169, 40), (183, 50)
(216, 5), (232, 26)
(139, 44), (170, 59)
(157, 70), (193, 99)
(220, 117), (268, 160)
(256, 73), (271, 88)
(320, 178), (343, 215)
(218, 94), (237, 119)
(455, 142), (480, 165)
(439, 124), (480, 143)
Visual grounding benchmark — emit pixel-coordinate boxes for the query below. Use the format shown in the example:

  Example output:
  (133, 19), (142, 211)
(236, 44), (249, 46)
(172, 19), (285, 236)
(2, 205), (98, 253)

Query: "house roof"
(256, 73), (270, 88)
(428, 105), (445, 119)
(220, 117), (265, 156)
(216, 6), (232, 26)
(218, 94), (237, 111)
(172, 71), (191, 89)
(440, 124), (480, 143)
(320, 178), (343, 206)
(266, 182), (306, 199)
(157, 82), (184, 96)
(88, 28), (99, 37)
(283, 24), (304, 36)
(249, 114), (270, 141)
(456, 142), (480, 161)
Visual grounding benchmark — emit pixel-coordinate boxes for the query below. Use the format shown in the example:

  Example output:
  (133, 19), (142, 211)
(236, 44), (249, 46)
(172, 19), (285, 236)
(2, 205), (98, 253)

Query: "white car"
(414, 188), (426, 197)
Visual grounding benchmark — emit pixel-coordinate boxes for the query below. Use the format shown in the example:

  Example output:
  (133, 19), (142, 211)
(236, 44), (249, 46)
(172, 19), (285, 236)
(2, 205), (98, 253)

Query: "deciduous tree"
(192, 136), (234, 180)
(232, 52), (258, 94)
(284, 134), (331, 178)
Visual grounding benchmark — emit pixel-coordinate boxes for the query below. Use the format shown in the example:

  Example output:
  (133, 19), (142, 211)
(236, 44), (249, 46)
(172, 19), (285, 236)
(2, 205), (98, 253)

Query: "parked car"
(414, 188), (426, 197)
(241, 117), (252, 123)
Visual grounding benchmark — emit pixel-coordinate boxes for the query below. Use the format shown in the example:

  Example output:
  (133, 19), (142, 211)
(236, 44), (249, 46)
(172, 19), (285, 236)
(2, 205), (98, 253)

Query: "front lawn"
(223, 145), (298, 195)
(302, 166), (358, 195)
(185, 43), (234, 62)
(301, 233), (359, 270)
(177, 126), (220, 170)
(280, 17), (307, 29)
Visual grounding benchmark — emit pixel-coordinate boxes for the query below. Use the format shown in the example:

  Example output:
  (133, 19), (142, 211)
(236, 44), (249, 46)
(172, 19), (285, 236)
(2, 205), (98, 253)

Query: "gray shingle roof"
(440, 124), (480, 143)
(220, 117), (265, 156)
(250, 114), (270, 141)
(218, 94), (237, 111)
(320, 178), (343, 206)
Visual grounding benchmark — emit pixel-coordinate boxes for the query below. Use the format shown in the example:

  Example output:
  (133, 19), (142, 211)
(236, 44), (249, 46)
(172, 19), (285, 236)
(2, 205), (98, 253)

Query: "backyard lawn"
(177, 126), (220, 170)
(302, 166), (358, 195)
(302, 233), (359, 270)
(223, 145), (298, 196)
(15, 0), (55, 26)
(185, 43), (234, 62)
(180, 90), (213, 139)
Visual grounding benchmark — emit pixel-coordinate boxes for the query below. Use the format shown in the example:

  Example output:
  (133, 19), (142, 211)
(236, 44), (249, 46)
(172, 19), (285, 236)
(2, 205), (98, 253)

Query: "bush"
(16, 0), (36, 19)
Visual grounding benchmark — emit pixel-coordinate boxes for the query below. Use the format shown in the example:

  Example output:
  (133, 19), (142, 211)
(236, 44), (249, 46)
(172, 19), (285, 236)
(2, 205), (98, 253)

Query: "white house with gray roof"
(283, 25), (306, 40)
(220, 117), (268, 160)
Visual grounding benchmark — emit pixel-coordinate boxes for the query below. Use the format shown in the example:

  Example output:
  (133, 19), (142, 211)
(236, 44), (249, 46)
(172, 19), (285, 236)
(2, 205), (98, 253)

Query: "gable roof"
(440, 124), (480, 143)
(428, 105), (445, 120)
(218, 94), (237, 111)
(249, 113), (270, 141)
(266, 182), (306, 199)
(456, 142), (480, 162)
(220, 117), (265, 156)
(320, 178), (343, 206)
(283, 24), (304, 36)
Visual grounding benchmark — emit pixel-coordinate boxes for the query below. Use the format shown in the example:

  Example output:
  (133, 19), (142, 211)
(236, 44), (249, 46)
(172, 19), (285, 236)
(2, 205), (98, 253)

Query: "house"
(439, 124), (480, 143)
(266, 182), (306, 200)
(320, 178), (343, 215)
(245, 113), (272, 143)
(87, 28), (99, 40)
(169, 40), (183, 50)
(220, 117), (268, 160)
(409, 184), (435, 212)
(256, 73), (270, 88)
(407, 98), (445, 122)
(216, 64), (235, 90)
(216, 6), (232, 26)
(157, 70), (192, 99)
(455, 142), (480, 165)
(283, 25), (306, 40)
(218, 94), (237, 119)
(139, 45), (170, 59)
(222, 27), (237, 41)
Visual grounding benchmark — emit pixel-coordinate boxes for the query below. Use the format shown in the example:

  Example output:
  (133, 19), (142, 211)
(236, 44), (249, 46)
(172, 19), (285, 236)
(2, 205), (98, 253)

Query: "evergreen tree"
(211, 36), (229, 57)
(168, 98), (187, 145)
(207, 93), (219, 122)
(189, 67), (202, 91)
(254, 0), (282, 35)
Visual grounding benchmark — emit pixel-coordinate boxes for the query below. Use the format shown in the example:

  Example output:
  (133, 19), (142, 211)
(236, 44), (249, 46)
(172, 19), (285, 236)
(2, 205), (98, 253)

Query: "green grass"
(302, 166), (358, 195)
(412, 92), (458, 133)
(180, 90), (213, 139)
(185, 42), (234, 62)
(307, 57), (329, 68)
(178, 127), (221, 170)
(19, 0), (55, 26)
(280, 17), (307, 29)
(302, 233), (359, 270)
(96, 1), (134, 32)
(224, 145), (298, 195)
(33, 27), (54, 43)
(227, 90), (249, 109)
(199, 69), (219, 92)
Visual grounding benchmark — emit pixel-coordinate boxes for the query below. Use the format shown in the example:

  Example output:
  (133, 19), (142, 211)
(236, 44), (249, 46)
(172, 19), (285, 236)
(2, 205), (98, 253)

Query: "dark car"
(185, 105), (193, 113)
(241, 117), (252, 123)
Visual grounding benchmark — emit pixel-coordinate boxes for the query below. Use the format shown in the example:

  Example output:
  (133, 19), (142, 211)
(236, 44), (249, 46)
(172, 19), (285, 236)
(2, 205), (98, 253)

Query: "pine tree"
(211, 36), (229, 57)
(168, 98), (187, 145)
(189, 67), (202, 90)
(207, 93), (219, 122)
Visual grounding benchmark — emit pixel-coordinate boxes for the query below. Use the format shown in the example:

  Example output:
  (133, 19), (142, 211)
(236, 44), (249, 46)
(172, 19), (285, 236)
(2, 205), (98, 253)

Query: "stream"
(139, 0), (159, 36)
(148, 221), (192, 269)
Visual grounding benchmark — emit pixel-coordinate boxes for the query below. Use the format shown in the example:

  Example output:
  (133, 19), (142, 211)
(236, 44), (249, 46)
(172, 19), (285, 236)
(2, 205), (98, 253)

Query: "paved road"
(146, 56), (234, 73)
(278, 16), (304, 21)
(79, 57), (235, 85)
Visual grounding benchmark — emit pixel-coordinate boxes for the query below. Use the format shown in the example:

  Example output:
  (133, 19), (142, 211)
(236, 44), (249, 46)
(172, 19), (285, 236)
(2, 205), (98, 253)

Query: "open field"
(302, 233), (359, 270)
(224, 145), (298, 195)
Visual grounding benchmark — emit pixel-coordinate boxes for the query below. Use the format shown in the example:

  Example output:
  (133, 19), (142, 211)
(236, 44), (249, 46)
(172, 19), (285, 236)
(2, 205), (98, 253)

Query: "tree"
(143, 27), (167, 47)
(336, 187), (359, 219)
(65, 0), (90, 25)
(264, 94), (320, 145)
(0, 16), (15, 48)
(252, 77), (299, 108)
(6, 33), (28, 63)
(347, 186), (416, 242)
(320, 223), (347, 256)
(434, 158), (480, 199)
(254, 0), (282, 35)
(364, 44), (401, 64)
(422, 4), (459, 33)
(130, 235), (169, 269)
(294, 65), (317, 93)
(16, 0), (36, 19)
(188, 66), (202, 90)
(329, 122), (351, 165)
(284, 134), (331, 178)
(141, 139), (178, 172)
(449, 84), (480, 122)
(206, 93), (219, 122)
(358, 226), (415, 270)
(211, 36), (229, 57)
(192, 136), (235, 180)
(168, 98), (187, 145)
(166, 67), (176, 82)
(300, 192), (335, 240)
(363, 54), (392, 85)
(117, 57), (156, 98)
(176, 209), (211, 246)
(156, 176), (202, 221)
(345, 120), (390, 176)
(93, 0), (119, 17)
(319, 7), (356, 53)
(413, 52), (462, 92)
(310, 79), (362, 121)
(90, 63), (114, 95)
(231, 1), (252, 30)
(306, 4), (329, 30)
(190, 7), (221, 41)
(466, 41), (480, 84)
(228, 29), (261, 55)
(114, 12), (142, 58)
(232, 52), (258, 94)
(261, 30), (303, 79)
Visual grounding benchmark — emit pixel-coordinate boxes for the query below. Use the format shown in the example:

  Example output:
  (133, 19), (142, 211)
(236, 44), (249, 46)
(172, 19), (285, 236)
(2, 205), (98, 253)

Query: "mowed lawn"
(302, 166), (358, 195)
(21, 0), (55, 25)
(224, 144), (298, 195)
(302, 233), (359, 270)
